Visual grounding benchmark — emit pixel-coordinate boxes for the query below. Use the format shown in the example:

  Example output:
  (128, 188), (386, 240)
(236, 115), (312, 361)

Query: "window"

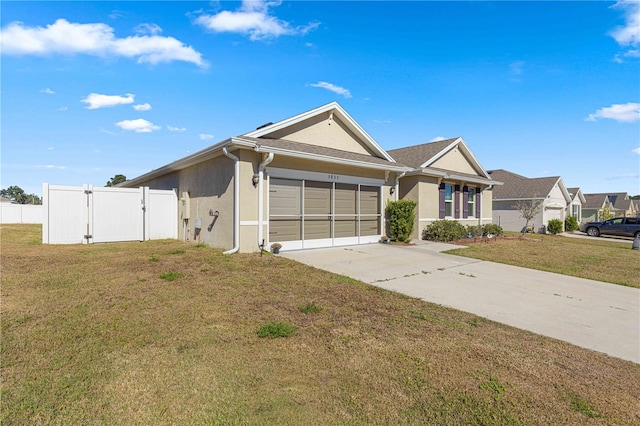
(572, 204), (580, 219)
(467, 188), (475, 217)
(444, 184), (453, 217)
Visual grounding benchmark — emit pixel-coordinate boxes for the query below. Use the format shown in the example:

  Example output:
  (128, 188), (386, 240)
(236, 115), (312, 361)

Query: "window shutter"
(476, 189), (482, 219)
(462, 186), (469, 219)
(454, 185), (460, 219)
(439, 183), (445, 219)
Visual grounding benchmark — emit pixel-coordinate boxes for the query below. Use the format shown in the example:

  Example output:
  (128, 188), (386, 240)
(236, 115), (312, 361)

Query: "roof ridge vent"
(256, 122), (273, 130)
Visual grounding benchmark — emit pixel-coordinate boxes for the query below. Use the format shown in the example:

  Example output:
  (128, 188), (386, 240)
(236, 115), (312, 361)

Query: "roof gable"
(388, 137), (491, 179)
(489, 169), (569, 201)
(243, 102), (394, 162)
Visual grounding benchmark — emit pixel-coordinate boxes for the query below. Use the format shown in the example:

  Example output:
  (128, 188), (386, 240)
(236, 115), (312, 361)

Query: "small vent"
(256, 122), (273, 130)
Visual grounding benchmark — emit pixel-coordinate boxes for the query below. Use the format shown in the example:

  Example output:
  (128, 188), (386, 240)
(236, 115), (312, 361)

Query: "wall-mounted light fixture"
(389, 187), (395, 195)
(252, 174), (260, 187)
(209, 209), (219, 217)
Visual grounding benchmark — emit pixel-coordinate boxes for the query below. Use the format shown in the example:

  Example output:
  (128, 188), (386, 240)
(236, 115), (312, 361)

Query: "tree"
(106, 174), (127, 187)
(513, 198), (543, 234)
(0, 185), (41, 205)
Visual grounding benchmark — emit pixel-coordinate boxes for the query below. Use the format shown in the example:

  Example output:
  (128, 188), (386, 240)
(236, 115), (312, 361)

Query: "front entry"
(268, 177), (381, 251)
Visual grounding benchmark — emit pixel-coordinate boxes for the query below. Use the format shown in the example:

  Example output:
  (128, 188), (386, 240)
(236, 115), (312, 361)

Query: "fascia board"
(556, 177), (572, 202)
(244, 102), (395, 162)
(493, 197), (547, 201)
(408, 168), (502, 186)
(419, 137), (462, 168)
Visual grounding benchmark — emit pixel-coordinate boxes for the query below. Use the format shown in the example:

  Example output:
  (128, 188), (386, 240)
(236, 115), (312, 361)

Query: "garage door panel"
(270, 179), (301, 216)
(360, 186), (380, 215)
(360, 217), (380, 236)
(335, 217), (357, 237)
(304, 217), (331, 240)
(270, 219), (301, 242)
(335, 184), (357, 214)
(304, 181), (331, 215)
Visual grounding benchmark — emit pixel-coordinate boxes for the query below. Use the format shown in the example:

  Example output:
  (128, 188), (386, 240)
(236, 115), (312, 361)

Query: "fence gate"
(42, 183), (177, 244)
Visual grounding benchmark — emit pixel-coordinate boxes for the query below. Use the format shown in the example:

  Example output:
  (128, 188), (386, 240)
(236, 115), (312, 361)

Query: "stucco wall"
(265, 115), (374, 156)
(493, 200), (544, 232)
(430, 147), (478, 175)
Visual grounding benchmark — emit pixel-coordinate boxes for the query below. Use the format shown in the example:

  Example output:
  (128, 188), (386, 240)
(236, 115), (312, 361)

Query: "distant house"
(0, 196), (14, 204)
(566, 187), (585, 223)
(488, 169), (571, 233)
(388, 137), (501, 239)
(582, 192), (637, 222)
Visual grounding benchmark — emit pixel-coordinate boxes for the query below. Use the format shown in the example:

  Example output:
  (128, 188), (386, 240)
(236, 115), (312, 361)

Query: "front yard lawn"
(444, 233), (640, 288)
(2, 225), (639, 424)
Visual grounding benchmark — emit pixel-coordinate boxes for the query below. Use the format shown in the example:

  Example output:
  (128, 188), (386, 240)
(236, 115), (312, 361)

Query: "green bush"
(482, 223), (504, 236)
(299, 302), (322, 314)
(466, 225), (482, 237)
(547, 219), (563, 234)
(422, 220), (466, 242)
(256, 321), (296, 338)
(565, 215), (579, 232)
(387, 200), (417, 242)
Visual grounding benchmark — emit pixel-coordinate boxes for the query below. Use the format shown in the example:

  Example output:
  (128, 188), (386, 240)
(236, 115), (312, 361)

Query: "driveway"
(282, 242), (640, 364)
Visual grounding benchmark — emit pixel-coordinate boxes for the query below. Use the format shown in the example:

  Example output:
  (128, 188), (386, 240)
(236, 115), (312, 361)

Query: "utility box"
(181, 192), (191, 219)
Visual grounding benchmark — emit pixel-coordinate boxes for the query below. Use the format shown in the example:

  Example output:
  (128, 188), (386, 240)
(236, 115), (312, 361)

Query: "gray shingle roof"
(582, 193), (609, 209)
(386, 138), (459, 168)
(582, 192), (632, 210)
(488, 169), (560, 199)
(240, 136), (404, 169)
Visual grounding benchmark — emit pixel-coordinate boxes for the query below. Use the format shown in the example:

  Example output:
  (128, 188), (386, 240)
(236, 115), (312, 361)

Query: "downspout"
(394, 171), (407, 201)
(256, 151), (274, 246)
(223, 146), (240, 254)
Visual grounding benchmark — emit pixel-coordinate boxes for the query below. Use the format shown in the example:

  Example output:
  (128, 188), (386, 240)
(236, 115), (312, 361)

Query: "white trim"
(419, 138), (492, 180)
(419, 217), (494, 222)
(267, 167), (385, 186)
(244, 102), (395, 162)
(240, 221), (259, 226)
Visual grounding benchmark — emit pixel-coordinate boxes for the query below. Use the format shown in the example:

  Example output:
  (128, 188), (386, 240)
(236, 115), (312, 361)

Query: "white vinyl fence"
(0, 204), (42, 224)
(42, 183), (178, 244)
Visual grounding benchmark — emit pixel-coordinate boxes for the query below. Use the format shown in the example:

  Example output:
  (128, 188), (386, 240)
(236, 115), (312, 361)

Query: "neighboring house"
(388, 138), (500, 239)
(582, 193), (613, 223)
(488, 169), (571, 233)
(0, 196), (14, 204)
(582, 192), (637, 221)
(566, 187), (585, 223)
(123, 102), (499, 252)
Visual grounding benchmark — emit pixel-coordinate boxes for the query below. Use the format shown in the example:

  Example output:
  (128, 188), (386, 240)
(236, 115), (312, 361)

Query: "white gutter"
(223, 146), (240, 255)
(256, 151), (274, 247)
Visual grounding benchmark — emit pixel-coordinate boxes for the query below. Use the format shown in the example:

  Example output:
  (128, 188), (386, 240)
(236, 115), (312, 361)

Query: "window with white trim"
(467, 187), (475, 217)
(444, 184), (453, 217)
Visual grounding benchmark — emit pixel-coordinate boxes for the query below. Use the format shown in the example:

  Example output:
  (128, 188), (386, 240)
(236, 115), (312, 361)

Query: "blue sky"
(2, 0), (639, 197)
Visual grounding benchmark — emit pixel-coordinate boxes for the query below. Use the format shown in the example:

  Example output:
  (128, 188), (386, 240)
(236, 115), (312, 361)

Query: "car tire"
(587, 227), (600, 237)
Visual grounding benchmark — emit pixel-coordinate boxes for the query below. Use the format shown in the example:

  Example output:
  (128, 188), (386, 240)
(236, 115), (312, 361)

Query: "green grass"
(2, 224), (640, 425)
(444, 233), (640, 288)
(299, 301), (322, 314)
(256, 321), (297, 338)
(159, 271), (183, 281)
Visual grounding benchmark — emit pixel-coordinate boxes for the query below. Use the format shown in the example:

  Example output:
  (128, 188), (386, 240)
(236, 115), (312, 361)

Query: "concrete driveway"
(282, 242), (640, 364)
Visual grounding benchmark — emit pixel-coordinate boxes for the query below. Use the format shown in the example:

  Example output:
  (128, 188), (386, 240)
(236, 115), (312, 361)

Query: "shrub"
(482, 223), (504, 236)
(387, 200), (417, 242)
(422, 220), (466, 242)
(565, 215), (579, 232)
(256, 321), (296, 338)
(547, 219), (563, 234)
(466, 225), (482, 237)
(160, 272), (183, 281)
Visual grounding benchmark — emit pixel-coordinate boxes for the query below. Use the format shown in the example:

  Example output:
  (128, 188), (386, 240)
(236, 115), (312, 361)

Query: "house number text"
(328, 174), (340, 181)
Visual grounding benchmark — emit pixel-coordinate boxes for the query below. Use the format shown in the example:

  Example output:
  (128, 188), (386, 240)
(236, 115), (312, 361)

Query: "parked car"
(579, 217), (640, 238)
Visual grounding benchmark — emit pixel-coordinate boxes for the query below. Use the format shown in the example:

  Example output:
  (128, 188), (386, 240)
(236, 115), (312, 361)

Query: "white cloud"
(632, 147), (640, 154)
(82, 93), (135, 109)
(373, 119), (391, 124)
(167, 125), (186, 132)
(610, 1), (640, 62)
(606, 172), (639, 180)
(199, 133), (214, 140)
(57, 106), (68, 111)
(429, 136), (446, 142)
(134, 23), (162, 36)
(47, 146), (54, 150)
(116, 118), (160, 133)
(585, 102), (640, 122)
(194, 0), (319, 41)
(133, 103), (151, 111)
(40, 88), (55, 94)
(0, 19), (206, 67)
(309, 81), (352, 98)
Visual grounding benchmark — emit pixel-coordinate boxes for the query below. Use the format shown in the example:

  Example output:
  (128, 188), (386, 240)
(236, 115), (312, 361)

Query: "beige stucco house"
(124, 103), (499, 252)
(488, 169), (571, 233)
